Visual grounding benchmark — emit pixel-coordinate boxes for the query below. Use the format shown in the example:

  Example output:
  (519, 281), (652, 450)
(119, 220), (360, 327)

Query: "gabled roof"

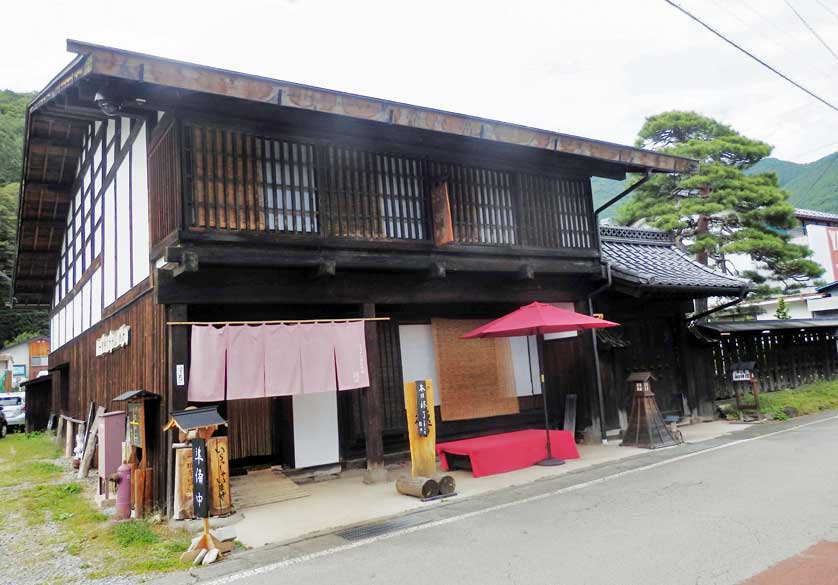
(14, 40), (700, 307)
(599, 226), (751, 297)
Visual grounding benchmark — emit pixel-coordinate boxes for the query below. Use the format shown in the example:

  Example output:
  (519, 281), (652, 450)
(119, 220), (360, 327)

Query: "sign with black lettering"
(732, 370), (751, 382)
(415, 379), (430, 437)
(192, 438), (209, 518)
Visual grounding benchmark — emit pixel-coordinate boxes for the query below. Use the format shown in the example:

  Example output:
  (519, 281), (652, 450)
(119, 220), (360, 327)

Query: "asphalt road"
(181, 415), (838, 585)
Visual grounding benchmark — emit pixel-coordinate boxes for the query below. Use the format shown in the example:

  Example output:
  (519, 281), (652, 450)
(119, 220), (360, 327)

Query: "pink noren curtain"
(264, 325), (303, 397)
(334, 321), (369, 390)
(187, 325), (227, 402)
(226, 325), (266, 399)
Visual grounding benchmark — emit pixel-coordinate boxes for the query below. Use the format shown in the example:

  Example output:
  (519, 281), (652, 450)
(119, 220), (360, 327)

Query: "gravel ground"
(0, 440), (142, 585)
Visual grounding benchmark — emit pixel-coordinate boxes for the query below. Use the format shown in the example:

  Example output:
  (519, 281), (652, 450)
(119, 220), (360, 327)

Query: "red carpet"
(436, 429), (579, 477)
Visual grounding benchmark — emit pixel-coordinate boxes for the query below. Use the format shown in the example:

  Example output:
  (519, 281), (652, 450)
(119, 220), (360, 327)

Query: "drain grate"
(335, 514), (433, 542)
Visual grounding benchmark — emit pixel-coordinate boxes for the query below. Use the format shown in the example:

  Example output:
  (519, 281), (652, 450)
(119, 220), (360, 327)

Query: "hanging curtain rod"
(166, 317), (391, 326)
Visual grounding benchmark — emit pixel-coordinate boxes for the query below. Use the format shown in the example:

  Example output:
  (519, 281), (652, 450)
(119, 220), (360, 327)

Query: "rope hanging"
(166, 317), (391, 326)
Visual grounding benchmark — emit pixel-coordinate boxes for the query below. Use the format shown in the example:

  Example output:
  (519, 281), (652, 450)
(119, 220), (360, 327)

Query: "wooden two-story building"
(14, 40), (699, 514)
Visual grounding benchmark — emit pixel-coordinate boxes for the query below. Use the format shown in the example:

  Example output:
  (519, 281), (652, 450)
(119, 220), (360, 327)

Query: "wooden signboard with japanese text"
(403, 379), (437, 477)
(192, 438), (210, 518)
(175, 437), (232, 519)
(208, 437), (231, 516)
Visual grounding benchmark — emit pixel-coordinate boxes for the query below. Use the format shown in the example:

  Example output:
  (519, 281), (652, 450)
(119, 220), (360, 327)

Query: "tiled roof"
(599, 226), (750, 294)
(795, 208), (838, 222)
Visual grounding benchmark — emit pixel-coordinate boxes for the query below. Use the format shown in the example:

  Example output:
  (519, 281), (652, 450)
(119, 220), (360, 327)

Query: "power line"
(783, 0), (838, 64)
(813, 0), (838, 22)
(662, 0), (838, 114)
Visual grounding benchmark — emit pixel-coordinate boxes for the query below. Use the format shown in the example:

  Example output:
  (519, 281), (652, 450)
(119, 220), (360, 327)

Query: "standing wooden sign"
(403, 379), (436, 477)
(416, 380), (430, 437)
(192, 438), (210, 518)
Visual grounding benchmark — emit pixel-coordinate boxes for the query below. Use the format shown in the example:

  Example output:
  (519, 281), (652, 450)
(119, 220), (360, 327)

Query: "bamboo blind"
(431, 319), (520, 421)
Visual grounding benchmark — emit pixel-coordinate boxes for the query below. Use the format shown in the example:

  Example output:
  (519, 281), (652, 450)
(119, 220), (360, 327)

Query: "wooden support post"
(78, 406), (105, 478)
(64, 418), (75, 457)
(166, 304), (190, 518)
(55, 415), (65, 446)
(362, 303), (387, 484)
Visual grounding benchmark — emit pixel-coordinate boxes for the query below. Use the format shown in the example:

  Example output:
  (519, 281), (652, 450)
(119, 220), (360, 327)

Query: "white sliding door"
(292, 393), (340, 468)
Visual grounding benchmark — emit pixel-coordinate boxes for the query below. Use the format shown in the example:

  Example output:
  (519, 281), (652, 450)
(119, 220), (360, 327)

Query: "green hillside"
(590, 176), (631, 220)
(747, 153), (838, 214)
(591, 151), (838, 221)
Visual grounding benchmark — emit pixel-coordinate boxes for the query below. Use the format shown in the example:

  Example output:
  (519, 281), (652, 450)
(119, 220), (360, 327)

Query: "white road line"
(202, 415), (838, 584)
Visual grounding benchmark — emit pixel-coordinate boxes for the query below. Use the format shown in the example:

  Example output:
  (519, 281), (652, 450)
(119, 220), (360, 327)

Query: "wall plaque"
(95, 325), (130, 357)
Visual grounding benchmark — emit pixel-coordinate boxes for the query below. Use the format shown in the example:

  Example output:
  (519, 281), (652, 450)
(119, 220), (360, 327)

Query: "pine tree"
(617, 111), (823, 296)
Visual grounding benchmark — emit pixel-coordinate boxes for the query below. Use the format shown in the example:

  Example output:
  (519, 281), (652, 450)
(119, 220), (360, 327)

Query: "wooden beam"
(29, 138), (82, 158)
(173, 242), (600, 276)
(156, 267), (589, 305)
(311, 259), (336, 279)
(518, 265), (535, 281)
(18, 219), (67, 230)
(362, 303), (386, 484)
(427, 261), (446, 279)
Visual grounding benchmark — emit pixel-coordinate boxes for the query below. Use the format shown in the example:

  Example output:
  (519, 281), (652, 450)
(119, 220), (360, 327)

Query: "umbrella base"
(536, 457), (565, 466)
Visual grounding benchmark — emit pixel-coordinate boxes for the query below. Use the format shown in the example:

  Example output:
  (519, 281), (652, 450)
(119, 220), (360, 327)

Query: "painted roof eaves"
(65, 39), (699, 175)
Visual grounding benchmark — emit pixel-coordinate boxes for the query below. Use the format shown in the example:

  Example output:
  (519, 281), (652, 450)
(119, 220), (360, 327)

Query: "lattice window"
(436, 163), (516, 246)
(328, 146), (427, 240)
(518, 174), (595, 249)
(184, 125), (319, 234)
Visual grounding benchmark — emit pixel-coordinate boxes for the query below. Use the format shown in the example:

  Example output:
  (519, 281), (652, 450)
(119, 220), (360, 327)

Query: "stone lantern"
(621, 372), (678, 449)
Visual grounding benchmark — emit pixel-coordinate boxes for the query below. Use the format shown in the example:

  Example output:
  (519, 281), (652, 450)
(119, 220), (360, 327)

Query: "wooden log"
(396, 475), (438, 499)
(78, 406), (105, 478)
(432, 473), (455, 495)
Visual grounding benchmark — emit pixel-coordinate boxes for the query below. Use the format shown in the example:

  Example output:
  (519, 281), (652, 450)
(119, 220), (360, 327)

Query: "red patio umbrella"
(462, 302), (619, 465)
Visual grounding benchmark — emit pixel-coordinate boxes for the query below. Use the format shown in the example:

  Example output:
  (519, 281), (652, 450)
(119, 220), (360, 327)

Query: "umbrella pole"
(536, 333), (564, 466)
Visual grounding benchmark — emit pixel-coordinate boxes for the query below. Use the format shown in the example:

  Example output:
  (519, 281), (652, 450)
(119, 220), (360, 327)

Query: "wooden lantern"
(621, 372), (678, 449)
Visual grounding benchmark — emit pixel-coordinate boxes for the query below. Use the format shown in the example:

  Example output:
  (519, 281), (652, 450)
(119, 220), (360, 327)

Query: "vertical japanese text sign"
(192, 438), (209, 518)
(416, 380), (430, 437)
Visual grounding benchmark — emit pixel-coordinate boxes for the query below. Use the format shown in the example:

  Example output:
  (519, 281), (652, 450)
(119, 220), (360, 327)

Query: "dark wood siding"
(49, 289), (168, 508)
(180, 120), (598, 253)
(712, 328), (838, 399)
(148, 116), (182, 246)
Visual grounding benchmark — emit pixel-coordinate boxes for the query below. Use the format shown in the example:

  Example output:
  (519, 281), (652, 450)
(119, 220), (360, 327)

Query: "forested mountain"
(592, 151), (838, 220)
(746, 153), (838, 214)
(0, 90), (48, 346)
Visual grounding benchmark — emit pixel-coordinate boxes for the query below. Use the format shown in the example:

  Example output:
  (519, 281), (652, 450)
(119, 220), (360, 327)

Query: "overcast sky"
(2, 0), (837, 163)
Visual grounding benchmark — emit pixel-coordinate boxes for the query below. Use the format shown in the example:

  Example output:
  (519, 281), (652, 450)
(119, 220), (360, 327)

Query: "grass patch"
(0, 432), (61, 465)
(758, 379), (838, 420)
(0, 460), (62, 487)
(0, 432), (190, 578)
(10, 481), (190, 577)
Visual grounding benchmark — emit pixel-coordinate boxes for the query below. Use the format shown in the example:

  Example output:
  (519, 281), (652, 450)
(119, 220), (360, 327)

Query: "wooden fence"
(711, 328), (838, 399)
